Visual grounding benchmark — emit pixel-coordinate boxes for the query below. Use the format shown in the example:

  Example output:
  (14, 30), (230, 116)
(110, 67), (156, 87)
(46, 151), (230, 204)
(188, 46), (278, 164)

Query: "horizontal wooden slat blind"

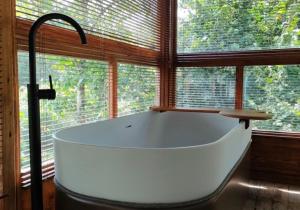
(16, 19), (160, 66)
(175, 67), (236, 108)
(16, 0), (161, 50)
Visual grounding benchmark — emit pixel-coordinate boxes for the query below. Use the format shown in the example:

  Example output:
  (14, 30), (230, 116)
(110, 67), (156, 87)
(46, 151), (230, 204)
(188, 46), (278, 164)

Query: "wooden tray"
(150, 106), (221, 113)
(219, 109), (272, 120)
(150, 106), (272, 120)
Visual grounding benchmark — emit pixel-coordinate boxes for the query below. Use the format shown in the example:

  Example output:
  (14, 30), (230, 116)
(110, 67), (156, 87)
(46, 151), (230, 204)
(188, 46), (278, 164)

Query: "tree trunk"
(77, 78), (85, 123)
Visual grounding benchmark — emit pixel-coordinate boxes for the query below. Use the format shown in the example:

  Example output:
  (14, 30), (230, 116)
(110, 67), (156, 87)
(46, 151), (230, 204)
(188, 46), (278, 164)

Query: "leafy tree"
(118, 64), (159, 116)
(18, 53), (109, 168)
(176, 67), (236, 108)
(177, 0), (300, 132)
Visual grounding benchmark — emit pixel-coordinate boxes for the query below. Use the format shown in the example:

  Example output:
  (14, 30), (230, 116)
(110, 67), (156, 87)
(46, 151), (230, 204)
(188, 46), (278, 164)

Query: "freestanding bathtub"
(53, 111), (252, 207)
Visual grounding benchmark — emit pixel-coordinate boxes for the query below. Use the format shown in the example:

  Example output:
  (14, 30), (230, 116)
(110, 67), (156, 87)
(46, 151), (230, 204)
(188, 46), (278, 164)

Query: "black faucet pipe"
(28, 13), (86, 210)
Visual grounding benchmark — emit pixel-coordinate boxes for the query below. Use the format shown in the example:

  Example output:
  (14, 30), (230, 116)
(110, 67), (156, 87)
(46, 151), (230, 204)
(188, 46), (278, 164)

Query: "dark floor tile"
(256, 198), (272, 210)
(272, 201), (288, 210)
(273, 184), (288, 205)
(287, 203), (300, 210)
(242, 199), (255, 210)
(288, 185), (300, 204)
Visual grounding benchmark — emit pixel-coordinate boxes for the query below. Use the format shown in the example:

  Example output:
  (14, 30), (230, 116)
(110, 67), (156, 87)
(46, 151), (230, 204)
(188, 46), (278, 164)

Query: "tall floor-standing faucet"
(28, 13), (87, 210)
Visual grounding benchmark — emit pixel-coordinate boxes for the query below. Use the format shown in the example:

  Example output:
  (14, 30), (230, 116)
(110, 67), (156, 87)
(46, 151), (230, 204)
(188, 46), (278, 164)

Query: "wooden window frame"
(171, 0), (300, 138)
(1, 0), (19, 209)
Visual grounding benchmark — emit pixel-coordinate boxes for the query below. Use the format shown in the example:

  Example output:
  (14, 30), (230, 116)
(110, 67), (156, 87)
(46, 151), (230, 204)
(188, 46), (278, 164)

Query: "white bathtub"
(53, 111), (252, 204)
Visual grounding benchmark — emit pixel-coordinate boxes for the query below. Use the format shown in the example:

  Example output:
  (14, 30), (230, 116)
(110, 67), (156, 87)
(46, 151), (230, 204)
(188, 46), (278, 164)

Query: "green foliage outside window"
(18, 52), (109, 171)
(178, 0), (300, 53)
(244, 65), (300, 132)
(176, 67), (236, 108)
(18, 53), (159, 171)
(118, 64), (160, 116)
(177, 0), (300, 132)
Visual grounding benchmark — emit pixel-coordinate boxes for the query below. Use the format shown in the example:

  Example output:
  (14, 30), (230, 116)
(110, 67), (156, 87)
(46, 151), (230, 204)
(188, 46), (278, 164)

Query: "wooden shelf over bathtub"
(150, 106), (221, 113)
(150, 107), (272, 121)
(219, 110), (272, 120)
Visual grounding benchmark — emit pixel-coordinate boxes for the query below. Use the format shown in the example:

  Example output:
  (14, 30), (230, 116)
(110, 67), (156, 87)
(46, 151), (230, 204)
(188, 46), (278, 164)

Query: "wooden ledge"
(150, 106), (221, 113)
(150, 107), (272, 120)
(219, 110), (272, 120)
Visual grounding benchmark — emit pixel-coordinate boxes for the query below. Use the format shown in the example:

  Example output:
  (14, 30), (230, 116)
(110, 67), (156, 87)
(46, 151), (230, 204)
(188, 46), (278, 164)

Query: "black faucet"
(28, 13), (87, 210)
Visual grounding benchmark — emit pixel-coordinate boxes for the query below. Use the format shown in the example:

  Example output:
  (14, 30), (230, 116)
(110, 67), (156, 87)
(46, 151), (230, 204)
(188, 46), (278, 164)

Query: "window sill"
(21, 162), (55, 188)
(252, 130), (300, 139)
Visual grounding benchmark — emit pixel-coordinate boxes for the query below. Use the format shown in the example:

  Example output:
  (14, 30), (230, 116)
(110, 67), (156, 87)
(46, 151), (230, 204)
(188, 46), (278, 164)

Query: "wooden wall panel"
(21, 178), (55, 210)
(251, 133), (300, 186)
(0, 1), (4, 207)
(0, 0), (18, 209)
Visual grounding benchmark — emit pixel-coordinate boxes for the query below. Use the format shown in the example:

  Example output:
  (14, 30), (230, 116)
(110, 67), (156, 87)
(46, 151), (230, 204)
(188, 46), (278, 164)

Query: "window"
(176, 67), (236, 108)
(176, 0), (300, 134)
(18, 52), (109, 175)
(15, 0), (162, 185)
(244, 65), (300, 132)
(16, 0), (161, 50)
(178, 0), (300, 53)
(118, 64), (160, 116)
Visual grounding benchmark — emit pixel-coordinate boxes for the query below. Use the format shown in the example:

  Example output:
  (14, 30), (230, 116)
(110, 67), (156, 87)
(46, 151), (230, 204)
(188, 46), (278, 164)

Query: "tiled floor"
(243, 180), (300, 210)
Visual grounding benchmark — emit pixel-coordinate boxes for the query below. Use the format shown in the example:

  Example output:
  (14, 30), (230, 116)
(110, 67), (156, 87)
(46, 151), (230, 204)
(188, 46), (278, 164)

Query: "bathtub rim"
(54, 140), (251, 208)
(53, 117), (249, 150)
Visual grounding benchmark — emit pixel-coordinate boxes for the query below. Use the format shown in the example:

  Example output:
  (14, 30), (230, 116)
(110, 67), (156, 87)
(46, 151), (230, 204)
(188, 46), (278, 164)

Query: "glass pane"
(16, 0), (160, 50)
(178, 0), (300, 53)
(176, 67), (236, 108)
(18, 52), (109, 171)
(118, 64), (160, 116)
(244, 65), (300, 132)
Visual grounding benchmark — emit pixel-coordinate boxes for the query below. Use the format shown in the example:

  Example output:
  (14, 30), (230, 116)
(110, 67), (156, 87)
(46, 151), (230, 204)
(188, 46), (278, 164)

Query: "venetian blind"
(18, 52), (109, 185)
(175, 67), (236, 108)
(178, 0), (300, 53)
(118, 64), (160, 117)
(244, 65), (300, 132)
(16, 0), (161, 50)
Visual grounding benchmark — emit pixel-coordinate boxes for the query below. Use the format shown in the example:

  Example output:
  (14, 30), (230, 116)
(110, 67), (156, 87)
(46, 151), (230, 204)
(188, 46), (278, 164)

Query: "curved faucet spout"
(28, 13), (87, 210)
(29, 13), (87, 85)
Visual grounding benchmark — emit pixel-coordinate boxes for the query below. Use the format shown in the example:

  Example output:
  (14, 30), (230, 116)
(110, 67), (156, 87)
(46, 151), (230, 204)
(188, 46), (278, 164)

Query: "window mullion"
(235, 66), (244, 110)
(109, 59), (118, 118)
